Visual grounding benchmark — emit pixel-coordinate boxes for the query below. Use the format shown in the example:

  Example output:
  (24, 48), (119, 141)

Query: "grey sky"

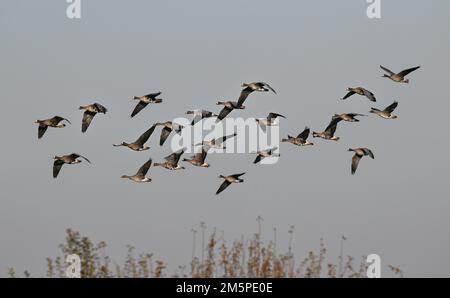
(1, 0), (449, 277)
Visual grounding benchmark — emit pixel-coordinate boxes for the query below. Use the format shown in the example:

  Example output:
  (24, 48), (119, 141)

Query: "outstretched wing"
(136, 124), (156, 145)
(231, 172), (245, 179)
(253, 155), (263, 164)
(52, 116), (71, 125)
(363, 89), (376, 102)
(268, 112), (286, 119)
(384, 101), (398, 113)
(380, 65), (395, 75)
(53, 160), (64, 178)
(325, 117), (341, 135)
(262, 82), (277, 94)
(159, 126), (172, 146)
(70, 154), (91, 163)
(237, 87), (252, 107)
(131, 101), (149, 118)
(216, 180), (231, 195)
(165, 150), (184, 164)
(216, 133), (237, 145)
(297, 127), (310, 140)
(137, 158), (152, 176)
(363, 148), (375, 159)
(145, 92), (162, 99)
(351, 154), (362, 175)
(94, 103), (108, 114)
(398, 66), (420, 77)
(194, 149), (207, 163)
(38, 124), (48, 139)
(82, 111), (96, 133)
(217, 106), (232, 121)
(342, 90), (355, 100)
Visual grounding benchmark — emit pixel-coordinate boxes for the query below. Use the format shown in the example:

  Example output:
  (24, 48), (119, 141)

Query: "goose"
(342, 87), (376, 102)
(282, 127), (314, 146)
(216, 173), (245, 195)
(186, 109), (218, 125)
(79, 103), (108, 133)
(182, 148), (210, 168)
(256, 112), (286, 127)
(155, 121), (184, 146)
(370, 101), (398, 119)
(237, 82), (276, 107)
(121, 158), (153, 183)
(195, 133), (237, 150)
(35, 116), (71, 139)
(348, 148), (374, 175)
(153, 150), (185, 170)
(333, 113), (367, 122)
(113, 124), (156, 151)
(380, 65), (420, 83)
(130, 92), (162, 118)
(312, 117), (342, 141)
(216, 101), (245, 121)
(252, 147), (280, 164)
(53, 153), (90, 178)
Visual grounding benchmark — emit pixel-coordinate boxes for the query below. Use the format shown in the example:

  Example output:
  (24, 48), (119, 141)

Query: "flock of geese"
(35, 65), (420, 195)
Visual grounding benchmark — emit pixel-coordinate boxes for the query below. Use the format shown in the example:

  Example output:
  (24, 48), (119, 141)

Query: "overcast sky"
(1, 0), (449, 277)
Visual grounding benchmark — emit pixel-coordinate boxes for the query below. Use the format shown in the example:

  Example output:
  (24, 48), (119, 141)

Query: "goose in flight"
(130, 92), (162, 118)
(370, 101), (399, 119)
(237, 82), (276, 107)
(153, 150), (185, 170)
(35, 116), (71, 139)
(121, 158), (153, 183)
(216, 173), (245, 195)
(113, 124), (156, 151)
(183, 148), (210, 168)
(186, 109), (218, 126)
(155, 121), (184, 146)
(195, 133), (237, 150)
(312, 117), (342, 141)
(380, 65), (420, 83)
(282, 127), (314, 146)
(79, 103), (108, 133)
(342, 87), (376, 102)
(216, 101), (245, 121)
(348, 148), (374, 175)
(252, 147), (280, 164)
(53, 153), (90, 178)
(333, 113), (367, 122)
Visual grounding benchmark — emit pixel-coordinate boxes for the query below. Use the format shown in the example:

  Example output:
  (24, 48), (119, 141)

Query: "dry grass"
(7, 224), (403, 278)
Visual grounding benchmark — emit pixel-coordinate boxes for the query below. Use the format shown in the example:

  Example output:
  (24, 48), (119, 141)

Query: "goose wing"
(230, 172), (245, 179)
(52, 116), (71, 125)
(53, 160), (65, 178)
(81, 111), (96, 133)
(363, 148), (375, 159)
(261, 82), (277, 94)
(194, 149), (208, 163)
(380, 65), (395, 75)
(38, 124), (48, 139)
(342, 90), (356, 100)
(363, 89), (376, 102)
(131, 101), (149, 118)
(351, 154), (362, 175)
(384, 101), (398, 113)
(70, 153), (91, 163)
(217, 106), (233, 121)
(159, 126), (172, 146)
(325, 117), (341, 135)
(237, 87), (253, 107)
(297, 127), (310, 140)
(267, 112), (286, 119)
(216, 180), (231, 195)
(94, 103), (108, 114)
(216, 133), (237, 145)
(398, 66), (420, 77)
(137, 158), (152, 176)
(136, 124), (156, 145)
(145, 92), (161, 99)
(253, 154), (263, 164)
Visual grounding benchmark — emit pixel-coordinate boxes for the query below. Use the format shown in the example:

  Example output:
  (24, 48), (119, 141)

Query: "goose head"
(121, 175), (129, 179)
